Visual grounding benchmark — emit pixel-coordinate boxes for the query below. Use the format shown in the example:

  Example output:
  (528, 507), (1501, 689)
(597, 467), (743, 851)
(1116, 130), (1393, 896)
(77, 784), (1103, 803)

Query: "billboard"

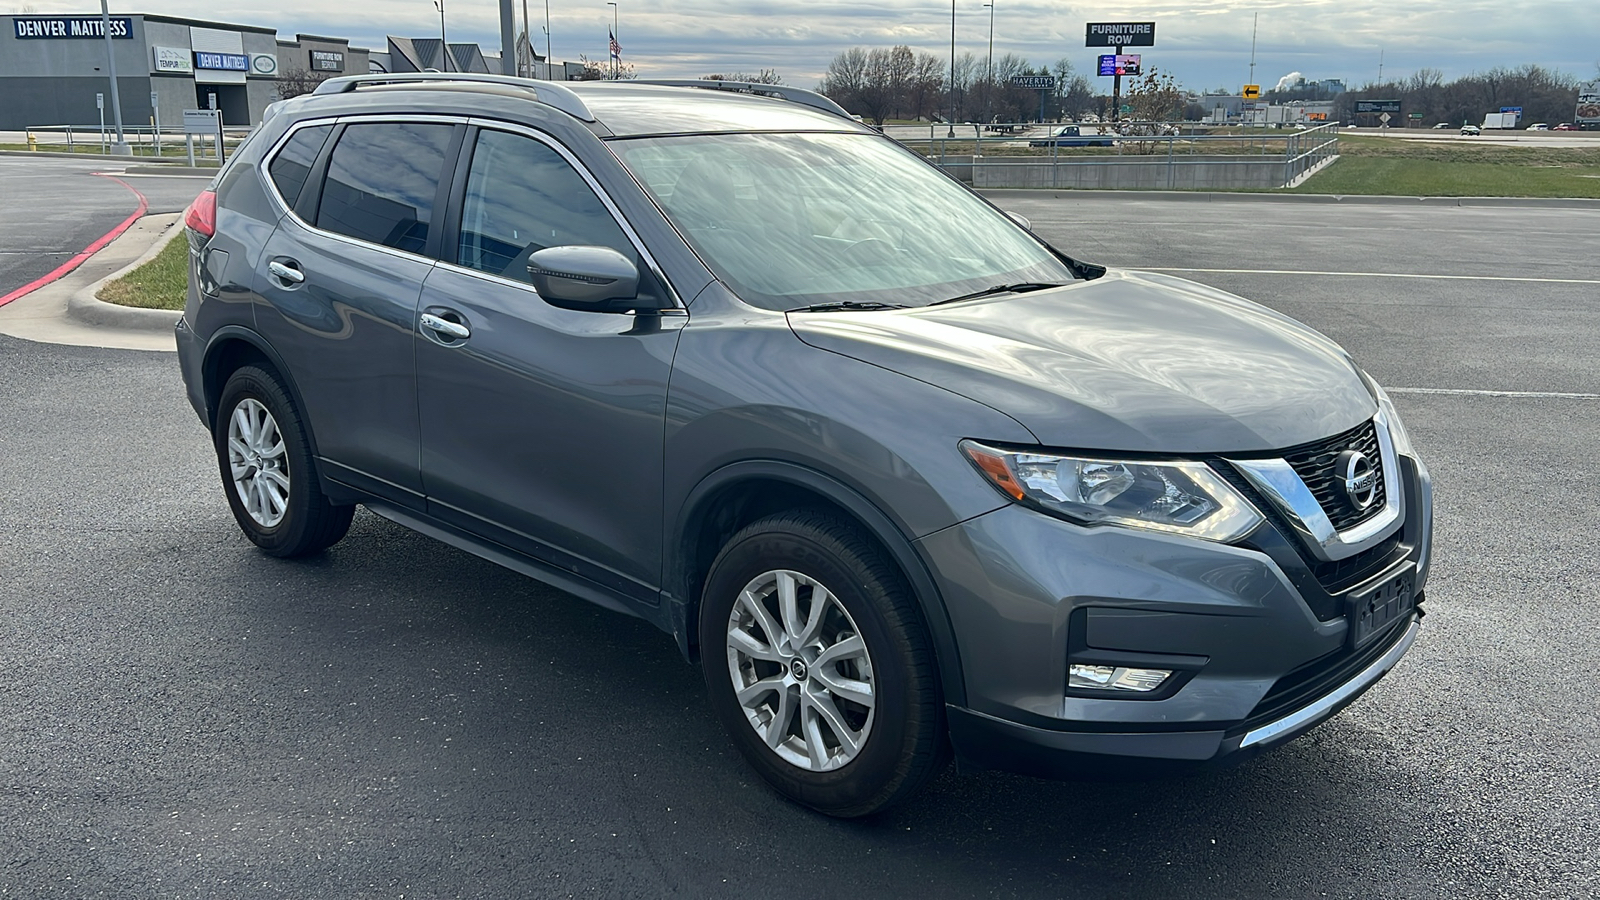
(1577, 82), (1600, 126)
(1010, 75), (1057, 90)
(1355, 100), (1402, 113)
(1085, 22), (1155, 47)
(1097, 54), (1141, 77)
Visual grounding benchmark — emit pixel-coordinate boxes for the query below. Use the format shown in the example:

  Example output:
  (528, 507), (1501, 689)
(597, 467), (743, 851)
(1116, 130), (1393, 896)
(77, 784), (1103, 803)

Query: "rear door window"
(316, 122), (454, 255)
(266, 124), (332, 208)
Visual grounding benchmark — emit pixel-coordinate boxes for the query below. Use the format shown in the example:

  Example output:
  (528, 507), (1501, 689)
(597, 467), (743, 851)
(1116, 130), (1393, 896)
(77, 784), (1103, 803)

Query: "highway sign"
(1242, 84), (1260, 99)
(1355, 100), (1402, 113)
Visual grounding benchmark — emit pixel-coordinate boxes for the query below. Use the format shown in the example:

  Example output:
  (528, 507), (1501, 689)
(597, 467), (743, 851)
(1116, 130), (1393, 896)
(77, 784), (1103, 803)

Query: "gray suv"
(176, 74), (1432, 817)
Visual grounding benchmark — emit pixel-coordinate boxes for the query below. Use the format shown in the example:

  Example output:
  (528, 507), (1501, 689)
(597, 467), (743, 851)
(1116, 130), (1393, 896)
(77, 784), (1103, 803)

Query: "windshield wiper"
(930, 282), (1064, 306)
(788, 301), (910, 313)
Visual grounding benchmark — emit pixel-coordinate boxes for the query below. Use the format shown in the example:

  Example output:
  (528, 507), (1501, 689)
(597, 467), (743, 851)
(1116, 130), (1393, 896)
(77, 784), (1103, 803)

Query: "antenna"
(1378, 49), (1384, 84)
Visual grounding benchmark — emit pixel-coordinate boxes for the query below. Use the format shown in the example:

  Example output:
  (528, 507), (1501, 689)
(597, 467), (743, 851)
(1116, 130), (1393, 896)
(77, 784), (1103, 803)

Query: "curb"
(975, 188), (1600, 209)
(67, 214), (185, 333)
(123, 165), (218, 177)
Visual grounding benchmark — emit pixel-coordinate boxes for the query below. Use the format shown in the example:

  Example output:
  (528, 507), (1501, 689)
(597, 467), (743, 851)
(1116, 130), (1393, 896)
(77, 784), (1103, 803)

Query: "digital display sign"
(1097, 54), (1141, 77)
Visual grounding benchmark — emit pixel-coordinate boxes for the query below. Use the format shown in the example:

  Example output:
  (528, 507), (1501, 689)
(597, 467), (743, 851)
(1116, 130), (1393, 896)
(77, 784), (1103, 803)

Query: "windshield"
(607, 132), (1076, 310)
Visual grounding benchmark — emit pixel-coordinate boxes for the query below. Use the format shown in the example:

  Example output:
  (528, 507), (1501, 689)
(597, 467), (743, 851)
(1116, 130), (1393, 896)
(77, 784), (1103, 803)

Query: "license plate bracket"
(1346, 564), (1416, 650)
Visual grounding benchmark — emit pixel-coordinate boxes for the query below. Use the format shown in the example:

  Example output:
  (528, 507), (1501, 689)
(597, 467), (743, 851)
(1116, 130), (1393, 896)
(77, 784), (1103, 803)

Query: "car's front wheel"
(214, 365), (353, 557)
(700, 510), (947, 817)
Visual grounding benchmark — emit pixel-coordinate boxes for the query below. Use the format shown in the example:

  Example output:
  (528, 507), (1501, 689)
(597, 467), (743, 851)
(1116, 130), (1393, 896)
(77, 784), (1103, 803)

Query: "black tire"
(214, 365), (353, 558)
(700, 510), (947, 817)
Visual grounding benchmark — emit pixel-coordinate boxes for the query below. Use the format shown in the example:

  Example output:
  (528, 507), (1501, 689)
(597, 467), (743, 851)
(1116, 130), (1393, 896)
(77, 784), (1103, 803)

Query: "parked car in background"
(1431, 123), (1451, 129)
(175, 73), (1432, 818)
(1461, 124), (1482, 135)
(1553, 123), (1577, 131)
(1526, 123), (1549, 131)
(1028, 124), (1114, 147)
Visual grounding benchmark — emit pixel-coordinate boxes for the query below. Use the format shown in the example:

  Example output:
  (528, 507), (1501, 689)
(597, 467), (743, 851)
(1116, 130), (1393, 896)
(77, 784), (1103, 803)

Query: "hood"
(787, 270), (1374, 453)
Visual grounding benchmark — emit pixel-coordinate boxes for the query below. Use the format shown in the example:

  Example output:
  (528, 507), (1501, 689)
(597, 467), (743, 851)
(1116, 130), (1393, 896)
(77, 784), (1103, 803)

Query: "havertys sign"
(1086, 22), (1154, 47)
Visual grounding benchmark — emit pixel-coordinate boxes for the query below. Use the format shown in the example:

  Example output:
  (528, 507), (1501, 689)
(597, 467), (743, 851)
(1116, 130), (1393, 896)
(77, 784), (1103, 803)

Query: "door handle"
(420, 311), (471, 341)
(268, 260), (305, 285)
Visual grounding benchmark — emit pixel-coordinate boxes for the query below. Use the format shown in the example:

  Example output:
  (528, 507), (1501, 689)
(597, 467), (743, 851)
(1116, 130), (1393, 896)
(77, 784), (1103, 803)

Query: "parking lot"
(1, 158), (1598, 898)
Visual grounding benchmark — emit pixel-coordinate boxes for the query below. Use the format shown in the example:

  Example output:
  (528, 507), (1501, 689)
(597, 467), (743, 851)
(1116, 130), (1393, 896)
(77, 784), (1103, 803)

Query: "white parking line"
(1144, 267), (1600, 286)
(1389, 388), (1600, 399)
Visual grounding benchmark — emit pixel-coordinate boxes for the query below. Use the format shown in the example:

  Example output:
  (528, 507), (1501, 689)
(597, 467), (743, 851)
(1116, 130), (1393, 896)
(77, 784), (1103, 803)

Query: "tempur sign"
(154, 46), (194, 74)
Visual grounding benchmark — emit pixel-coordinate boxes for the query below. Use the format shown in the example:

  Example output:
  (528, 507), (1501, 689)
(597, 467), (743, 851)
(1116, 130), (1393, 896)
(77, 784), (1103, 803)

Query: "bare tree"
(276, 67), (328, 100)
(702, 70), (783, 84)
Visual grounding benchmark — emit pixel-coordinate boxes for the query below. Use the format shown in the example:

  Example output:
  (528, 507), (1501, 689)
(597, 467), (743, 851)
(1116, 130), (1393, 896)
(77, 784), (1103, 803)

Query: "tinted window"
(266, 124), (331, 208)
(317, 122), (453, 254)
(456, 129), (634, 283)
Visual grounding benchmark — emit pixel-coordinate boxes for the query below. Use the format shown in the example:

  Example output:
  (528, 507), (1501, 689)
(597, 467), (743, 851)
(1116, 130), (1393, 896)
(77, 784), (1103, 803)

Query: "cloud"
(26, 0), (1599, 90)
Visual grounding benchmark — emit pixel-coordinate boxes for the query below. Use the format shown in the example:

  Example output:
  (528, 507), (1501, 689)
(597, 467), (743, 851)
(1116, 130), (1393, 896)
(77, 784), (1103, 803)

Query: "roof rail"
(311, 73), (595, 122)
(632, 80), (853, 120)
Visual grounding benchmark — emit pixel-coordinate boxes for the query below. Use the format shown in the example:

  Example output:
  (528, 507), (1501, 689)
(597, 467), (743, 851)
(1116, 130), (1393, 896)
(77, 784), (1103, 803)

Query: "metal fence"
(895, 121), (1341, 191)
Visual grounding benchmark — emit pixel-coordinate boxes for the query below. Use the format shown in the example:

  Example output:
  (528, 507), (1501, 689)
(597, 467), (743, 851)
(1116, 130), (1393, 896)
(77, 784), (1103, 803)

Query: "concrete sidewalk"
(0, 213), (182, 352)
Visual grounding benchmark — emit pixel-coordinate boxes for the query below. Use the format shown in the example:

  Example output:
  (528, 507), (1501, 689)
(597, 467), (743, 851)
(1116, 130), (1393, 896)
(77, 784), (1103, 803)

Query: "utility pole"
(98, 0), (129, 156)
(499, 0), (516, 75)
(544, 0), (552, 68)
(1377, 49), (1384, 84)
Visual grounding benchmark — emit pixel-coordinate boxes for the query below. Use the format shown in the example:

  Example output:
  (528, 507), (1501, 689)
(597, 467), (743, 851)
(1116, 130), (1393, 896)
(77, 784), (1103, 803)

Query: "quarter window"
(455, 129), (635, 283)
(266, 124), (331, 209)
(317, 122), (454, 255)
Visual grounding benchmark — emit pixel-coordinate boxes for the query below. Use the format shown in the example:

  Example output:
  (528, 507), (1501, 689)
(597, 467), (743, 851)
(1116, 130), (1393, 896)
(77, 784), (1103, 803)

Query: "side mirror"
(1005, 211), (1032, 231)
(527, 245), (644, 312)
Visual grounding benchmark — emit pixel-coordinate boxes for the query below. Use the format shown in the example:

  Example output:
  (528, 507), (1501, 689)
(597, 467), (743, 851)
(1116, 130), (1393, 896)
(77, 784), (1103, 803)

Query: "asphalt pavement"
(1, 160), (1598, 898)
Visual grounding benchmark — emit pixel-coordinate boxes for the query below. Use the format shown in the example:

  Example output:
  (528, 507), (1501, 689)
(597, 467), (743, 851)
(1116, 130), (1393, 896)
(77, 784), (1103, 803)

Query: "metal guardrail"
(896, 121), (1341, 190)
(21, 123), (249, 159)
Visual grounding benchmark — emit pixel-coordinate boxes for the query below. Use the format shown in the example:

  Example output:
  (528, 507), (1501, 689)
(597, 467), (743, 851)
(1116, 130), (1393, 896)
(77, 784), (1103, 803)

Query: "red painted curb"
(0, 173), (152, 309)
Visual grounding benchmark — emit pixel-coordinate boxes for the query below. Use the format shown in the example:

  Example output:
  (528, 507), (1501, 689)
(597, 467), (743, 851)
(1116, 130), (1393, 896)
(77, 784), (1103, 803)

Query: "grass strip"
(96, 232), (188, 310)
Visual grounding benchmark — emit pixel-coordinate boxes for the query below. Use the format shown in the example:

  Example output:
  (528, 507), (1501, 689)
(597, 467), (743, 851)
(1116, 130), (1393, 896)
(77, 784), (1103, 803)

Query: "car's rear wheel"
(700, 510), (947, 817)
(215, 365), (353, 557)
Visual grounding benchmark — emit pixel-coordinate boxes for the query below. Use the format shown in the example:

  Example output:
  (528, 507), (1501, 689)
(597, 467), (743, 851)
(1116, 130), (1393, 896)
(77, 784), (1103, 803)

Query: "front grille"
(1282, 420), (1386, 532)
(1310, 530), (1405, 594)
(1235, 613), (1412, 735)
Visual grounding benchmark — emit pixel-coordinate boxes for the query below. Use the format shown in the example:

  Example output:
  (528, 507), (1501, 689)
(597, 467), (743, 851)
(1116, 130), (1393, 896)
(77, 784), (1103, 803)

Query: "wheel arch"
(668, 460), (967, 708)
(201, 326), (322, 462)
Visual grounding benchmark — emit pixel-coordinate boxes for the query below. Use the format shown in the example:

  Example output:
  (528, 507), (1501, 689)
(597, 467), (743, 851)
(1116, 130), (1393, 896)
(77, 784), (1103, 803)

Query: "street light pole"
(607, 1), (618, 80)
(983, 1), (994, 122)
(544, 0), (552, 67)
(98, 0), (129, 155)
(433, 0), (449, 70)
(947, 0), (956, 137)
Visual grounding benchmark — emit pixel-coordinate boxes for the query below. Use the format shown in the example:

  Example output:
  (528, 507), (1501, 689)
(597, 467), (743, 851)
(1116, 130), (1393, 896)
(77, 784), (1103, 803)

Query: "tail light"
(183, 190), (217, 239)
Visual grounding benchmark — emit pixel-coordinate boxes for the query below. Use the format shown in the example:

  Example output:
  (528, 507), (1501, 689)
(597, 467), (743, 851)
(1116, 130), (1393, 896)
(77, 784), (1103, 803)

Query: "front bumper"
(917, 452), (1431, 775)
(946, 615), (1419, 775)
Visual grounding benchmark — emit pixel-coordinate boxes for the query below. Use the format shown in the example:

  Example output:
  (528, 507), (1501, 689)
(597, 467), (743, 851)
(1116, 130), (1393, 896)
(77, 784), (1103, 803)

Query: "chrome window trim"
(256, 114), (681, 308)
(1228, 410), (1404, 562)
(1239, 616), (1419, 748)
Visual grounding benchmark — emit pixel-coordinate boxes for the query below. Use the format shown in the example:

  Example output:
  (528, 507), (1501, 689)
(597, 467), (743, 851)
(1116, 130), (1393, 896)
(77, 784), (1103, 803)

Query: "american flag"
(609, 30), (621, 62)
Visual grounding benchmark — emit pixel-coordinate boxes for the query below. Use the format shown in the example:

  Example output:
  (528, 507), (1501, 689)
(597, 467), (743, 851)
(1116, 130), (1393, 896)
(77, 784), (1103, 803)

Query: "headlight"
(1366, 376), (1418, 459)
(961, 441), (1264, 543)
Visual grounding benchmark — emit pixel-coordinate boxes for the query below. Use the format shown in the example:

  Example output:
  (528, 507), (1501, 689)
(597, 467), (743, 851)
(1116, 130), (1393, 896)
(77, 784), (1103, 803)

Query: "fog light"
(1070, 665), (1173, 693)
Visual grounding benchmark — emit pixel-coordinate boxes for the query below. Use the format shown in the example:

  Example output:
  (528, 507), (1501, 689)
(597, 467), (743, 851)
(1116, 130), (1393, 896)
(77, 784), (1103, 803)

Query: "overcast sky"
(30, 1), (1600, 90)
